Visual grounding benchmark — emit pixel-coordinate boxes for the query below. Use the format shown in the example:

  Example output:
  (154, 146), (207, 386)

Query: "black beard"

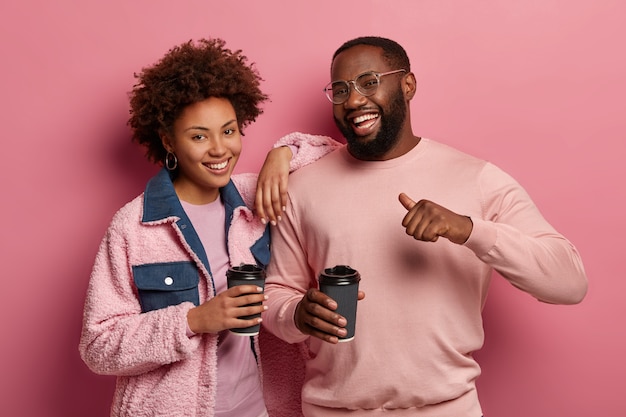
(335, 89), (407, 160)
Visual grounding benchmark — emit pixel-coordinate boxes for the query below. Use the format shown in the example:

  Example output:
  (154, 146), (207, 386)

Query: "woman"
(79, 38), (339, 417)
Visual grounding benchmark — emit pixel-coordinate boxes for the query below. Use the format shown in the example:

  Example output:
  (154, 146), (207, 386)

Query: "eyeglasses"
(323, 69), (407, 104)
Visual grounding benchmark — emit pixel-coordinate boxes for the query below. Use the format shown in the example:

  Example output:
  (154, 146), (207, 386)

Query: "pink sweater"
(79, 133), (341, 417)
(263, 134), (587, 416)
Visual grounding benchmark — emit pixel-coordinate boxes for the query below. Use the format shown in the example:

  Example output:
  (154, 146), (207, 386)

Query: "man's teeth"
(208, 161), (228, 170)
(353, 114), (378, 125)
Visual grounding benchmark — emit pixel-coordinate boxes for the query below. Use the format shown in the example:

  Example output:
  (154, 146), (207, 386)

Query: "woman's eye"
(224, 128), (236, 136)
(192, 134), (206, 141)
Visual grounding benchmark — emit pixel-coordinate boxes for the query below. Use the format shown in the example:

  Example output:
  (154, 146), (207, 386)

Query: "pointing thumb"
(398, 193), (416, 211)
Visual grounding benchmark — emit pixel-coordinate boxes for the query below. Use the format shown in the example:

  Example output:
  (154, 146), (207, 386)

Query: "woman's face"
(163, 97), (242, 204)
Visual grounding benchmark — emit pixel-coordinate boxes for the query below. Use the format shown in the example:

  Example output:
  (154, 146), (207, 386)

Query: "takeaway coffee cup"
(318, 265), (361, 342)
(226, 264), (266, 336)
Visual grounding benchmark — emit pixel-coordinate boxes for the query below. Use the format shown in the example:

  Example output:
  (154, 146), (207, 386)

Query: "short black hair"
(332, 36), (411, 72)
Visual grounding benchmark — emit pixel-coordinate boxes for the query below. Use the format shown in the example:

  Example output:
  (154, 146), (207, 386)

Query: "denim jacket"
(134, 168), (270, 313)
(79, 132), (342, 417)
(79, 167), (272, 416)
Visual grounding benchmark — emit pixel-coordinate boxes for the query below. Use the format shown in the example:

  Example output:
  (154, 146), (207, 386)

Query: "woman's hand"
(255, 146), (292, 225)
(187, 285), (267, 334)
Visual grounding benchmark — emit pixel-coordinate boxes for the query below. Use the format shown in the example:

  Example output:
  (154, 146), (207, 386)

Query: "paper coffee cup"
(319, 265), (361, 342)
(226, 264), (265, 336)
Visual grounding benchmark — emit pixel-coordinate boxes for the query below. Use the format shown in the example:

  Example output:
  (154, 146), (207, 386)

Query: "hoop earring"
(165, 152), (178, 171)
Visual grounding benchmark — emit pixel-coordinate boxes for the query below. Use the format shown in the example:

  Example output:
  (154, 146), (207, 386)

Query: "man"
(261, 36), (587, 416)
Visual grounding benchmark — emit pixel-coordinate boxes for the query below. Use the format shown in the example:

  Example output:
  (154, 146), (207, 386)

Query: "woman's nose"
(207, 137), (226, 155)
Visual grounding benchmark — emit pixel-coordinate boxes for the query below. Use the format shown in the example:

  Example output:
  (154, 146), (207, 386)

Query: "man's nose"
(344, 84), (368, 108)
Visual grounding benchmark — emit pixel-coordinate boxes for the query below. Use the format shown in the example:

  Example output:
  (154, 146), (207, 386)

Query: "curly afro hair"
(128, 38), (269, 164)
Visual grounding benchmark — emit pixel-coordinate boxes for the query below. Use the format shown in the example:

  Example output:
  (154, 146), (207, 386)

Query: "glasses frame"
(323, 69), (407, 104)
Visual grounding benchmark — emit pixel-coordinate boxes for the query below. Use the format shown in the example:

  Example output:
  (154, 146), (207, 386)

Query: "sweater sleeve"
(262, 196), (313, 344)
(79, 218), (203, 376)
(233, 132), (343, 209)
(274, 131), (344, 173)
(464, 163), (588, 304)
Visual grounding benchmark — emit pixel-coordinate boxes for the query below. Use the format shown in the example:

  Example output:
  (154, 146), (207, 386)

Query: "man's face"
(330, 45), (408, 161)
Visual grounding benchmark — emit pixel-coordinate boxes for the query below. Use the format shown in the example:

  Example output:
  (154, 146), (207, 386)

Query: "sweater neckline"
(339, 137), (429, 169)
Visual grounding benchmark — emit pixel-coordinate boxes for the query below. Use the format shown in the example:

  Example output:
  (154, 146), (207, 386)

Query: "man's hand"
(398, 193), (473, 244)
(294, 288), (365, 344)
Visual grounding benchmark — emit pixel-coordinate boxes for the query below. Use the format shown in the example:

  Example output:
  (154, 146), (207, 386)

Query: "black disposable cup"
(318, 265), (361, 342)
(226, 264), (266, 336)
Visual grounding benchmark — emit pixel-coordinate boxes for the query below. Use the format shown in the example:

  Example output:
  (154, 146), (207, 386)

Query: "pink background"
(1, 1), (624, 416)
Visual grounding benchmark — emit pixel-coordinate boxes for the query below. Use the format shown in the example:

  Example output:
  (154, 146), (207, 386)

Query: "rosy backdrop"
(1, 1), (624, 416)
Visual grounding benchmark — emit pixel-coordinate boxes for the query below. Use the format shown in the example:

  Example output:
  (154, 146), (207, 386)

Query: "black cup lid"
(319, 265), (360, 285)
(227, 264), (265, 279)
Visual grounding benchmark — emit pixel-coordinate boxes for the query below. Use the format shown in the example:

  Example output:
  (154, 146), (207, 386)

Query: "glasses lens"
(329, 81), (350, 103)
(355, 72), (379, 96)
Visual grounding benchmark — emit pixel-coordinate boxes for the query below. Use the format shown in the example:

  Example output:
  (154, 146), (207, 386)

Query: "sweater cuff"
(186, 323), (197, 338)
(181, 303), (200, 339)
(463, 217), (498, 257)
(277, 295), (310, 344)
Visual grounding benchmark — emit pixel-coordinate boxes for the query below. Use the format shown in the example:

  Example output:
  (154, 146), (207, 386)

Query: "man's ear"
(403, 72), (417, 100)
